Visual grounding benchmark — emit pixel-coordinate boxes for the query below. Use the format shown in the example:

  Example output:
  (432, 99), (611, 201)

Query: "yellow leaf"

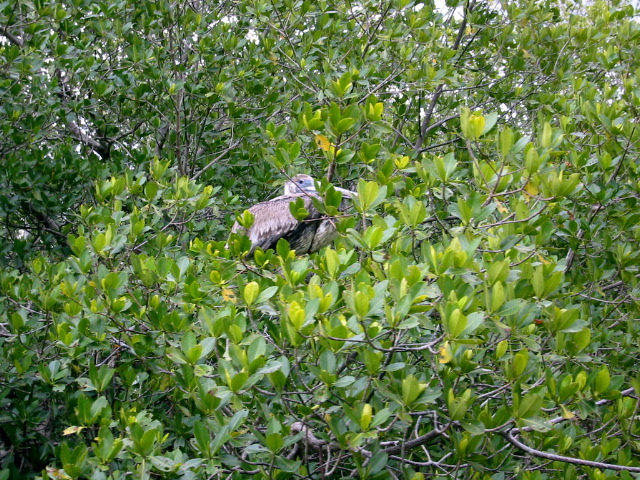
(314, 134), (331, 151)
(439, 341), (453, 364)
(46, 468), (72, 479)
(394, 155), (410, 169)
(63, 425), (85, 436)
(524, 181), (539, 197)
(495, 199), (509, 214)
(560, 404), (575, 419)
(537, 254), (551, 265)
(222, 288), (237, 303)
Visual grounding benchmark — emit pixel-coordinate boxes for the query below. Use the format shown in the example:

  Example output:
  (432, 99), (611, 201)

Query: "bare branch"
(503, 429), (640, 473)
(413, 1), (472, 152)
(1, 26), (23, 47)
(191, 139), (241, 181)
(65, 120), (103, 151)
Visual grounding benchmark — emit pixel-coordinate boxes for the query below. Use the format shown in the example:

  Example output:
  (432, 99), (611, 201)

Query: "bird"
(231, 174), (356, 255)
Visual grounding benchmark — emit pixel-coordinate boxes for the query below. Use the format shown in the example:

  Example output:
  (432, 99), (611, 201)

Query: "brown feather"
(232, 193), (325, 254)
(232, 174), (356, 255)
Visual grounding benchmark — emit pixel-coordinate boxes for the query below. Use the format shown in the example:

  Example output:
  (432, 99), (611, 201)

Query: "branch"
(413, 84), (444, 153)
(290, 421), (327, 450)
(156, 124), (170, 156)
(1, 26), (24, 47)
(389, 454), (463, 470)
(56, 69), (111, 159)
(21, 201), (64, 237)
(65, 120), (103, 151)
(191, 139), (241, 181)
(360, 0), (394, 58)
(502, 387), (639, 471)
(419, 113), (461, 138)
(382, 424), (448, 455)
(503, 429), (640, 473)
(413, 1), (471, 153)
(565, 126), (635, 273)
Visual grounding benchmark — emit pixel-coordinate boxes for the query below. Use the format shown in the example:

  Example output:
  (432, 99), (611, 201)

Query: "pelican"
(231, 174), (356, 255)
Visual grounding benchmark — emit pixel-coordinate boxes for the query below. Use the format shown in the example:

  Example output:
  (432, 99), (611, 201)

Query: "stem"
(413, 1), (472, 153)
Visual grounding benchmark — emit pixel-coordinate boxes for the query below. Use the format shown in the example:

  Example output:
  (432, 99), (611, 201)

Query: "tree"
(1, 0), (640, 478)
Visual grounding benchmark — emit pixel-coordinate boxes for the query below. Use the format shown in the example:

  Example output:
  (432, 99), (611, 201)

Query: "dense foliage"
(2, 0), (640, 478)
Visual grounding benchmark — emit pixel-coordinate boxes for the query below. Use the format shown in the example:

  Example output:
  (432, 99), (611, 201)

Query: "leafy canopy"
(1, 0), (640, 479)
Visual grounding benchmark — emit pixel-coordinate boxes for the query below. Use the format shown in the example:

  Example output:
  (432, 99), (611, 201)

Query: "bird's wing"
(232, 194), (320, 251)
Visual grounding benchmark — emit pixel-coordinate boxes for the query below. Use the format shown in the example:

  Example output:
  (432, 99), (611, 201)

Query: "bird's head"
(284, 174), (316, 195)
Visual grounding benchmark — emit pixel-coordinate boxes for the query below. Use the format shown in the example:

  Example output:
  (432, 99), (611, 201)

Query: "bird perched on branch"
(231, 174), (357, 255)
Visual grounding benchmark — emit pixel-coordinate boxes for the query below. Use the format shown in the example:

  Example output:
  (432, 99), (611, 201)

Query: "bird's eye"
(298, 180), (303, 184)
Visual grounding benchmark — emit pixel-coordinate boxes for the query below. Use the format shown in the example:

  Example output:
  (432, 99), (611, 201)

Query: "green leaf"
(402, 375), (426, 405)
(499, 127), (514, 157)
(594, 367), (611, 395)
(336, 117), (356, 134)
(243, 281), (259, 306)
(353, 290), (370, 319)
(460, 311), (484, 336)
(289, 197), (310, 221)
(512, 349), (529, 377)
(482, 112), (498, 136)
(367, 452), (388, 474)
(355, 180), (387, 212)
(265, 433), (283, 453)
(516, 392), (542, 418)
(445, 309), (467, 338)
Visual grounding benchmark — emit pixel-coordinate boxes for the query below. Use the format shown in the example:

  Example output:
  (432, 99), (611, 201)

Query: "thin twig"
(192, 139), (241, 181)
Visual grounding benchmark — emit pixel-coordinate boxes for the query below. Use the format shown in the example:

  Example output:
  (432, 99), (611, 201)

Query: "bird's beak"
(333, 186), (358, 198)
